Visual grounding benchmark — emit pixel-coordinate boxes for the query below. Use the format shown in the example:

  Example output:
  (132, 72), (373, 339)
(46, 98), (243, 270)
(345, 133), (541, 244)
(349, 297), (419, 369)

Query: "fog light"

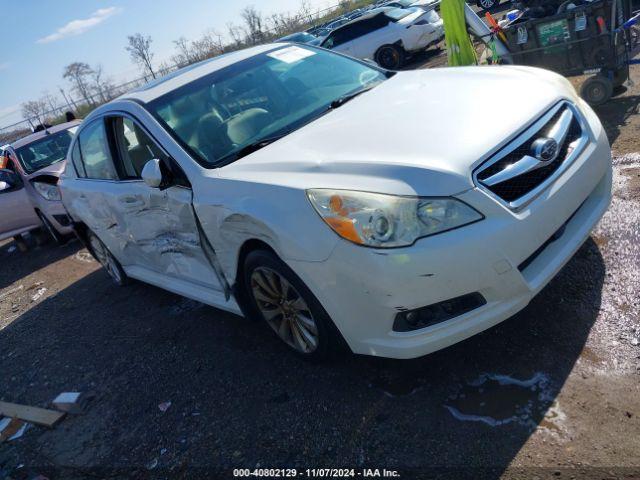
(393, 293), (486, 332)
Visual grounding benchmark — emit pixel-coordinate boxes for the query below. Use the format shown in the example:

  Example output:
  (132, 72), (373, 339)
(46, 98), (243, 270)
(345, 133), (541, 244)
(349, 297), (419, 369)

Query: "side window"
(369, 15), (390, 31)
(111, 117), (170, 179)
(70, 141), (86, 177)
(78, 120), (118, 180)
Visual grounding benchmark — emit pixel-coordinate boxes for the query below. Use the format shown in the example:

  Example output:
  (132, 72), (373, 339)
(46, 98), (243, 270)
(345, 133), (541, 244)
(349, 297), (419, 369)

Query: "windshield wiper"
(329, 86), (375, 109)
(227, 133), (291, 162)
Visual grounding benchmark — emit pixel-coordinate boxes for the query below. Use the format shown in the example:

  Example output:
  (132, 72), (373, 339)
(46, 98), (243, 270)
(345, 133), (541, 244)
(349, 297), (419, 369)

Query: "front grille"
(474, 102), (588, 209)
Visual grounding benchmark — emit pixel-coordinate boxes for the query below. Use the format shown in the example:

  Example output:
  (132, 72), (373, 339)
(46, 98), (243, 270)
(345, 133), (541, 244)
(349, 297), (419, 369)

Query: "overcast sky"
(0, 0), (333, 127)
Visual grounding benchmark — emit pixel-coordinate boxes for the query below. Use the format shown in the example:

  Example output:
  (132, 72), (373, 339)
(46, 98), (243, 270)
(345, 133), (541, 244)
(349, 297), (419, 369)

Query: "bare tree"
(172, 37), (194, 67)
(91, 65), (115, 103)
(227, 22), (244, 48)
(21, 99), (49, 125)
(42, 91), (59, 112)
(241, 6), (265, 45)
(63, 62), (95, 106)
(126, 33), (156, 79)
(192, 30), (225, 60)
(269, 12), (303, 37)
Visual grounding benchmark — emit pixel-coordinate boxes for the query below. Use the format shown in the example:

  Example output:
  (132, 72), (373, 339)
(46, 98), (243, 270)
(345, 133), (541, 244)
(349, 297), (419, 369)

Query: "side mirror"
(141, 159), (164, 188)
(0, 168), (21, 190)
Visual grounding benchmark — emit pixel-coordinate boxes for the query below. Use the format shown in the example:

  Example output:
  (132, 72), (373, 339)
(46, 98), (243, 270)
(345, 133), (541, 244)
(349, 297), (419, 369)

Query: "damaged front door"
(107, 116), (223, 291)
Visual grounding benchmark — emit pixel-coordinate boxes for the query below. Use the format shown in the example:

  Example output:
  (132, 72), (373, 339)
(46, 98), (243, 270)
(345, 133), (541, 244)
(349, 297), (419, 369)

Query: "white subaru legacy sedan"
(60, 44), (612, 360)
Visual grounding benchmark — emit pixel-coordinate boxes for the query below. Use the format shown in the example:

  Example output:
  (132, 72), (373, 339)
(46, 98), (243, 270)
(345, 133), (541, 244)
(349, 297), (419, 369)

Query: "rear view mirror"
(0, 169), (21, 190)
(141, 159), (164, 188)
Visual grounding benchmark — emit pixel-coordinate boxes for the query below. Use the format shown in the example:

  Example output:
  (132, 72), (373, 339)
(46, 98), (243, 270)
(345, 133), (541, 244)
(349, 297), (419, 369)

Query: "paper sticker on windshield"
(267, 46), (316, 64)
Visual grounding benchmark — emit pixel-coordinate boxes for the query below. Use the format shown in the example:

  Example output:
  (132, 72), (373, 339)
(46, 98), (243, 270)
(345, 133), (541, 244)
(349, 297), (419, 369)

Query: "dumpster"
(497, 0), (640, 104)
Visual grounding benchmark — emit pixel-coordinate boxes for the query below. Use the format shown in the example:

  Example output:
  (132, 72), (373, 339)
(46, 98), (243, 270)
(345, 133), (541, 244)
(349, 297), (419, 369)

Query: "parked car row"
(0, 121), (80, 245)
(319, 6), (444, 69)
(280, 6), (443, 69)
(1, 43), (606, 360)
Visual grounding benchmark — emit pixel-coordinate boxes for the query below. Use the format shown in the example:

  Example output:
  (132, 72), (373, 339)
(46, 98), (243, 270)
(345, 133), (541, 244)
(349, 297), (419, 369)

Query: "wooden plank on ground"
(0, 401), (65, 427)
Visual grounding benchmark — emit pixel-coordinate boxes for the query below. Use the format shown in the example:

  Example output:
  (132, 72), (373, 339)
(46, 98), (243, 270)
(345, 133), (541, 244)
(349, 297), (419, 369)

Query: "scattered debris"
(30, 287), (47, 302)
(0, 417), (27, 442)
(7, 245), (16, 253)
(0, 401), (65, 428)
(0, 285), (24, 301)
(73, 251), (95, 263)
(52, 392), (92, 414)
(632, 338), (639, 346)
(169, 298), (203, 316)
(146, 458), (158, 470)
(158, 401), (172, 413)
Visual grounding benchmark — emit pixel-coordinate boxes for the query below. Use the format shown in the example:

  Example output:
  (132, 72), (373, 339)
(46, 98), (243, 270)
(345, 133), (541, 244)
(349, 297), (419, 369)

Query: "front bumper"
(289, 123), (612, 359)
(40, 201), (74, 236)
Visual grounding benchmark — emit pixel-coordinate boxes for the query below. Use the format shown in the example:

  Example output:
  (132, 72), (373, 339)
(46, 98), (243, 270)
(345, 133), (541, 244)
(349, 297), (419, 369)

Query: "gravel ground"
(1, 55), (639, 480)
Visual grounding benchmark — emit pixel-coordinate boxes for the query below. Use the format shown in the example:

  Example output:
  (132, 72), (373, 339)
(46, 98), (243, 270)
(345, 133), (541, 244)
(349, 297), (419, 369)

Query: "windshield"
(280, 32), (317, 43)
(15, 128), (76, 174)
(148, 46), (388, 167)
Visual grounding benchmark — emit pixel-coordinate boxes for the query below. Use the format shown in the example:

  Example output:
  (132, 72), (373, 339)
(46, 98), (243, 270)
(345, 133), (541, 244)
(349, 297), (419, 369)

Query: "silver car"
(0, 121), (80, 244)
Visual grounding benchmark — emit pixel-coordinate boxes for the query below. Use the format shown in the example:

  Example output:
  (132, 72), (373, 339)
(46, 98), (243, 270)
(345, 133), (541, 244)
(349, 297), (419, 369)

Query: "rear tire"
(580, 75), (613, 106)
(87, 231), (129, 286)
(477, 0), (497, 9)
(375, 45), (405, 70)
(242, 249), (343, 361)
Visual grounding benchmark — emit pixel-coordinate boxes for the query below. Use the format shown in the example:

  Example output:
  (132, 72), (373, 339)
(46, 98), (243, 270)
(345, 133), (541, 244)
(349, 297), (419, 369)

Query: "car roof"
(341, 7), (393, 26)
(10, 120), (82, 150)
(121, 44), (283, 104)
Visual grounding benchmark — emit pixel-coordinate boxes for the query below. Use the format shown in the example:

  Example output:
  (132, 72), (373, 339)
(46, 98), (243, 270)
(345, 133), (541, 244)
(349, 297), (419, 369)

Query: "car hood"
(26, 160), (66, 180)
(220, 66), (578, 196)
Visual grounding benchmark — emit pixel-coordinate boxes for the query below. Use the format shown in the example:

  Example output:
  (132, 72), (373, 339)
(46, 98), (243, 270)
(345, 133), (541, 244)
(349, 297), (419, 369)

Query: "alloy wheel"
(250, 266), (319, 354)
(377, 46), (401, 70)
(480, 0), (495, 8)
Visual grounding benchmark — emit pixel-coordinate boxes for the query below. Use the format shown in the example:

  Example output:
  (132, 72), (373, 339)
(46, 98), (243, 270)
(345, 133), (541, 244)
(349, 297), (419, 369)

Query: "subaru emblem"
(531, 138), (559, 163)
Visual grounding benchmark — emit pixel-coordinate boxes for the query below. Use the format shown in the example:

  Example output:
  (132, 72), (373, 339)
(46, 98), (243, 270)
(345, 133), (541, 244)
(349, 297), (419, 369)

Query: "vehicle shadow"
(593, 93), (640, 148)
(0, 238), (604, 478)
(0, 238), (82, 289)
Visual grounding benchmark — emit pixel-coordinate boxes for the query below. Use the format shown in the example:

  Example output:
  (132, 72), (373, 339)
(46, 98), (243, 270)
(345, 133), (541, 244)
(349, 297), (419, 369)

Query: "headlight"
(307, 189), (483, 248)
(32, 181), (61, 201)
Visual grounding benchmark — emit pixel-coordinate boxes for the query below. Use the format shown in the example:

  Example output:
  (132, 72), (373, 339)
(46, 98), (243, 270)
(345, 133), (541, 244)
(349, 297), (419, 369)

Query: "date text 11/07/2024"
(232, 468), (401, 477)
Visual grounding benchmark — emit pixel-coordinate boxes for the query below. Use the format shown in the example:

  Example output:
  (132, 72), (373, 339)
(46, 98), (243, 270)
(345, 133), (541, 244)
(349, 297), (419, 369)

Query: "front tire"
(375, 45), (405, 70)
(242, 249), (340, 360)
(87, 231), (129, 286)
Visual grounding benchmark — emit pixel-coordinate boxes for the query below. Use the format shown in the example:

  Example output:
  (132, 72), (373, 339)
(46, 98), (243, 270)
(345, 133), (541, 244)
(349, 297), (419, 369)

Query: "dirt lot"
(1, 56), (640, 480)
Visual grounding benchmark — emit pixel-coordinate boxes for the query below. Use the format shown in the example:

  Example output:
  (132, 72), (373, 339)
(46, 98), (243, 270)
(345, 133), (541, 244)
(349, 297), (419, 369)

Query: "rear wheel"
(243, 249), (341, 360)
(477, 0), (497, 9)
(580, 75), (613, 106)
(375, 45), (405, 70)
(87, 231), (129, 286)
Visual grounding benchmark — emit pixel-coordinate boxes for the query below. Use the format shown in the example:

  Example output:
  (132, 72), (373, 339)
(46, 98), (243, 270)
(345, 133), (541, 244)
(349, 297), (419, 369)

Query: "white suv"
(60, 44), (612, 360)
(320, 7), (444, 69)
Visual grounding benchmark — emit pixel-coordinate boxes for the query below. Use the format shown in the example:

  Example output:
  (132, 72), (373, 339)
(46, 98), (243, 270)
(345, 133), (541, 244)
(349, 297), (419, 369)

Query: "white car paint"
(320, 7), (444, 66)
(60, 44), (612, 359)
